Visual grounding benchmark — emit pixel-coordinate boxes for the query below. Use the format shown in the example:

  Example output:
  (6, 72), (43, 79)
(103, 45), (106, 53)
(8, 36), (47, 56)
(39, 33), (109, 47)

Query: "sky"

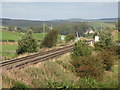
(1, 2), (118, 21)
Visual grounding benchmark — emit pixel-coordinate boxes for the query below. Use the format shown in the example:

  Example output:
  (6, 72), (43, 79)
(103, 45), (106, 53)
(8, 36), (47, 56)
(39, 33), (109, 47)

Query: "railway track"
(0, 44), (73, 70)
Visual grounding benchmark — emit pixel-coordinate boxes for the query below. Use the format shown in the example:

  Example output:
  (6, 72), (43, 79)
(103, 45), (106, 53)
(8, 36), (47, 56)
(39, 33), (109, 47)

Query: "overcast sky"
(1, 2), (118, 20)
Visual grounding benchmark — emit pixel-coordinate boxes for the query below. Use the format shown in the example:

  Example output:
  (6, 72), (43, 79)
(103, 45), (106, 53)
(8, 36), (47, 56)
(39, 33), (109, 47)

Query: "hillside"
(1, 18), (117, 27)
(2, 52), (118, 88)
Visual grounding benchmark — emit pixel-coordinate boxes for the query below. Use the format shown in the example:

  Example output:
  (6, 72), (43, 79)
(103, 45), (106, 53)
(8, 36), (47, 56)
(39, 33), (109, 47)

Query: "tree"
(16, 30), (38, 55)
(8, 25), (15, 31)
(94, 30), (113, 50)
(71, 40), (92, 59)
(71, 40), (103, 80)
(40, 30), (58, 48)
(65, 34), (76, 42)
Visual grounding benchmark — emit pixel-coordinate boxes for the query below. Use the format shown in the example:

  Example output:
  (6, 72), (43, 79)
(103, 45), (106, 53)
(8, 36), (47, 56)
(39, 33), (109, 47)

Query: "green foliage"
(71, 40), (104, 80)
(8, 25), (15, 31)
(65, 34), (76, 42)
(77, 77), (99, 88)
(30, 25), (50, 33)
(71, 56), (104, 80)
(94, 30), (113, 51)
(77, 77), (118, 88)
(47, 81), (76, 88)
(40, 30), (58, 48)
(11, 82), (30, 90)
(93, 32), (98, 38)
(16, 30), (38, 55)
(71, 40), (92, 59)
(94, 42), (107, 51)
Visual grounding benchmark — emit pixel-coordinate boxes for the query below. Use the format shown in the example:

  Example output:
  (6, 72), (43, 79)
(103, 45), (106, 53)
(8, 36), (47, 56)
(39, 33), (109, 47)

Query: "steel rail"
(0, 44), (73, 65)
(1, 44), (73, 69)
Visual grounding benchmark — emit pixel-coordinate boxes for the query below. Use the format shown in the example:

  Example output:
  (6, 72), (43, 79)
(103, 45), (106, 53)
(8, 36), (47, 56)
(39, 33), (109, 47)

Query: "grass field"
(1, 30), (63, 41)
(2, 45), (18, 59)
(0, 31), (21, 41)
(1, 30), (64, 60)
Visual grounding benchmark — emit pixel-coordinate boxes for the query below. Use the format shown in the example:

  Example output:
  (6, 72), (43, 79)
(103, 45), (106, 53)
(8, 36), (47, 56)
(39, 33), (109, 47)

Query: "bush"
(40, 30), (58, 48)
(98, 49), (116, 71)
(11, 82), (30, 90)
(16, 30), (38, 55)
(94, 30), (113, 51)
(71, 40), (92, 59)
(65, 34), (76, 42)
(47, 81), (76, 88)
(77, 77), (118, 88)
(94, 42), (107, 51)
(71, 56), (104, 80)
(77, 77), (99, 88)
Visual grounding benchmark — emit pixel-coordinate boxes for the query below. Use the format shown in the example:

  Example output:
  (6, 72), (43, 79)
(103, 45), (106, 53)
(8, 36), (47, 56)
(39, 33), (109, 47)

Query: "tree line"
(6, 22), (93, 36)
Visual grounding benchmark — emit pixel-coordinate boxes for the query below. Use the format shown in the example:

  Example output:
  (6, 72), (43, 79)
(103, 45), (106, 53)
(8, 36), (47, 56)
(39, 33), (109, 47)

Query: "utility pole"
(50, 25), (53, 30)
(101, 23), (103, 31)
(43, 21), (45, 38)
(49, 25), (53, 30)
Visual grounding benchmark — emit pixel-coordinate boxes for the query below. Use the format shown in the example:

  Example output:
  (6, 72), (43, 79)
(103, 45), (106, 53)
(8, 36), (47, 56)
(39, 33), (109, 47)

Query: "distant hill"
(94, 18), (118, 22)
(1, 18), (117, 27)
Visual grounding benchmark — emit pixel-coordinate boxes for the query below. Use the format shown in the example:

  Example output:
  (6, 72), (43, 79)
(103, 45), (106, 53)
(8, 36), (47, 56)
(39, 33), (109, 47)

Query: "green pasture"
(1, 30), (63, 41)
(2, 45), (18, 59)
(0, 31), (21, 41)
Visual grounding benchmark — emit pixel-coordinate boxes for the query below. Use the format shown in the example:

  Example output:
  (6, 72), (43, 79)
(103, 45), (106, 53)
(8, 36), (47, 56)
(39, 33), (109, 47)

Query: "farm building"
(85, 28), (94, 34)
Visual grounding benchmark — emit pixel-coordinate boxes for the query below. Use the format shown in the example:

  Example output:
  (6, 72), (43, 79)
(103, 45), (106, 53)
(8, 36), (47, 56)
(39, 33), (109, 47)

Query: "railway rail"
(0, 44), (74, 70)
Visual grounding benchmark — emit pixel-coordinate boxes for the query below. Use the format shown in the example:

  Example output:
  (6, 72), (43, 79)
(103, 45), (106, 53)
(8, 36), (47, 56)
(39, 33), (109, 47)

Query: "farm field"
(0, 30), (21, 41)
(1, 30), (64, 60)
(1, 30), (63, 41)
(2, 44), (18, 60)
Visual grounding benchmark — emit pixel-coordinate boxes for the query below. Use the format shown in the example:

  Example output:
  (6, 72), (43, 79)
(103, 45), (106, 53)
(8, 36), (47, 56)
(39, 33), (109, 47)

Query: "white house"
(85, 28), (94, 35)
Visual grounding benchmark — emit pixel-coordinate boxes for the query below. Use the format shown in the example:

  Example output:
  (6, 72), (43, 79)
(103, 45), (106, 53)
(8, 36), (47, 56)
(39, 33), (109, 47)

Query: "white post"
(76, 32), (79, 41)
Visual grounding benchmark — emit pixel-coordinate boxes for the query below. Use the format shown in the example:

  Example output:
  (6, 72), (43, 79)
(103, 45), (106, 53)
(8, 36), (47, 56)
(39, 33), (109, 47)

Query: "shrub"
(71, 40), (92, 59)
(98, 49), (116, 71)
(65, 34), (76, 42)
(77, 77), (118, 88)
(94, 30), (113, 51)
(16, 30), (38, 55)
(47, 81), (76, 88)
(40, 30), (58, 48)
(77, 77), (100, 88)
(11, 82), (30, 90)
(94, 42), (107, 51)
(71, 56), (104, 80)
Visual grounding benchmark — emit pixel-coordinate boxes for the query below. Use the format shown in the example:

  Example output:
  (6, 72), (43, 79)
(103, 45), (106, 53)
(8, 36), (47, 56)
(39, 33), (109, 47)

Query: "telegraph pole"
(43, 21), (45, 38)
(50, 25), (53, 30)
(101, 23), (102, 31)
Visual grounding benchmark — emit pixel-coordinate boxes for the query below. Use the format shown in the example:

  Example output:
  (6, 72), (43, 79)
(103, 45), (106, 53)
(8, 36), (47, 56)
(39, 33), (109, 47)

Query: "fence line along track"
(0, 44), (73, 70)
